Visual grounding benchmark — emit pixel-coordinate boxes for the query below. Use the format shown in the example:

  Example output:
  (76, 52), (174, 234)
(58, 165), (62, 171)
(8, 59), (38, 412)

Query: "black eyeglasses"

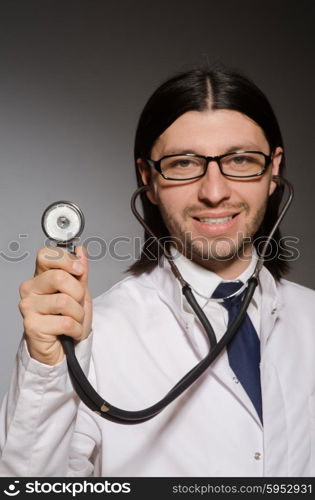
(146, 151), (272, 181)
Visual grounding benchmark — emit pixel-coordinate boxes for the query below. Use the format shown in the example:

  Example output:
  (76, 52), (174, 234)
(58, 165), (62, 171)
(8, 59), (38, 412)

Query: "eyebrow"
(162, 149), (200, 156)
(224, 144), (264, 153)
(161, 144), (264, 156)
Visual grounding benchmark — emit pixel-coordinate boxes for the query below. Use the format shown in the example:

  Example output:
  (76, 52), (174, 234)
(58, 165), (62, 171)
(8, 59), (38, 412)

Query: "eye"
(224, 154), (256, 168)
(232, 155), (249, 165)
(165, 155), (204, 169)
(171, 158), (195, 168)
(221, 152), (266, 177)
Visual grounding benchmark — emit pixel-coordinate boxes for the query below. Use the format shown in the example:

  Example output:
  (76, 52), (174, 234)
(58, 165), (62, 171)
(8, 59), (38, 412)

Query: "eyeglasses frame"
(145, 150), (273, 181)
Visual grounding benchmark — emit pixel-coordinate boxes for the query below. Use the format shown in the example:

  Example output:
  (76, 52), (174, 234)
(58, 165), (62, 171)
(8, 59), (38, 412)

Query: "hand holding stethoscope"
(19, 203), (92, 367)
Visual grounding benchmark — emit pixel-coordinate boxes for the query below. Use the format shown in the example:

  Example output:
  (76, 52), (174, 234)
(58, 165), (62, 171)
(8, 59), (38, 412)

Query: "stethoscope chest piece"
(41, 201), (85, 246)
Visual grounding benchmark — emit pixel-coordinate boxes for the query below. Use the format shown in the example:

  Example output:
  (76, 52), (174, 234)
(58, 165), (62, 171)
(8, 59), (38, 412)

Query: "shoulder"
(277, 278), (315, 312)
(278, 278), (315, 299)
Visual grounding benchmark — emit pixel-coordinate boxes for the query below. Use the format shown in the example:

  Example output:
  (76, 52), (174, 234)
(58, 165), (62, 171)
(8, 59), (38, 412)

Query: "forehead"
(153, 109), (269, 157)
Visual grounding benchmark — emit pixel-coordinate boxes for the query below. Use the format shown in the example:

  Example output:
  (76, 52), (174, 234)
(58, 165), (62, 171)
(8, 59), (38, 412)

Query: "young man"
(1, 68), (314, 477)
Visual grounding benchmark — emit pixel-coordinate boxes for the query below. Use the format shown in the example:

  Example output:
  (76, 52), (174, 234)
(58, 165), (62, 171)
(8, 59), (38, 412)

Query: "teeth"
(199, 216), (233, 224)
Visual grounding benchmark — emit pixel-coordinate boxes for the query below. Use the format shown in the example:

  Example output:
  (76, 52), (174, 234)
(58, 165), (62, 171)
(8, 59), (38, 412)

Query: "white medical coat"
(0, 261), (315, 477)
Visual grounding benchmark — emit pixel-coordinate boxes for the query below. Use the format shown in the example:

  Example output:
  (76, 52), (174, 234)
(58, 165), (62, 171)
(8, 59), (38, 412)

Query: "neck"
(187, 244), (254, 280)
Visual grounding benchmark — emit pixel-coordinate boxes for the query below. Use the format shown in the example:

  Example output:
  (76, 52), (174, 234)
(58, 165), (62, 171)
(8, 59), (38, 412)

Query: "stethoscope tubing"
(61, 277), (257, 423)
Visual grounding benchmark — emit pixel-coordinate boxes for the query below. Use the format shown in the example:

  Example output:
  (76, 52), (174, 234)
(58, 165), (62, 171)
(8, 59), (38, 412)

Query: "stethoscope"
(41, 175), (293, 424)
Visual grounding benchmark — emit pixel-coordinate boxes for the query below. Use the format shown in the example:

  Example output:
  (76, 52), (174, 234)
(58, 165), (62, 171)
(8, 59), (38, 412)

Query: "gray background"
(0, 0), (314, 401)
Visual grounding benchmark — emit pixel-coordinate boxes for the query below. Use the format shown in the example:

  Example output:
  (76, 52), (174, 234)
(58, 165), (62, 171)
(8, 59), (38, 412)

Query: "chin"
(189, 234), (253, 263)
(192, 245), (239, 264)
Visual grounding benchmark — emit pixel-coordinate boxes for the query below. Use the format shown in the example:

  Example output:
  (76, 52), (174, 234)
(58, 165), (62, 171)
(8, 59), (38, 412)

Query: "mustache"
(183, 202), (250, 217)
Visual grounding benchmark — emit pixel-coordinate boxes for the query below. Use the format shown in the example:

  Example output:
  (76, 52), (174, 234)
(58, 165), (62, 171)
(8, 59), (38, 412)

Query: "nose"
(197, 160), (231, 205)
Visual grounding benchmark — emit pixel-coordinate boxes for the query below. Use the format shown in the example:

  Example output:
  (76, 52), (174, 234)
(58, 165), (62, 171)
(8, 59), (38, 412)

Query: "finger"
(20, 269), (85, 302)
(24, 313), (83, 342)
(35, 246), (84, 277)
(19, 293), (85, 324)
(74, 246), (89, 286)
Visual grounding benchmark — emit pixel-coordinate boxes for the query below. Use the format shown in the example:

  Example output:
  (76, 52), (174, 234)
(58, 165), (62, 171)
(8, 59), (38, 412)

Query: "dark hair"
(128, 67), (289, 280)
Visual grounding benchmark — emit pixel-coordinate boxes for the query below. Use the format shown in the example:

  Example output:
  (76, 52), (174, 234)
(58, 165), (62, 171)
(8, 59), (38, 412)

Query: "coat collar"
(257, 266), (282, 347)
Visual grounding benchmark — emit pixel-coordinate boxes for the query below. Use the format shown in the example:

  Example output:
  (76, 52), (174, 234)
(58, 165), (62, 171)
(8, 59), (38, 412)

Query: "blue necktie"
(212, 281), (263, 423)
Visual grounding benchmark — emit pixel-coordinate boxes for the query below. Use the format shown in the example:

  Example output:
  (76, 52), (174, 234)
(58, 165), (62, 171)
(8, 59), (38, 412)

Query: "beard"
(157, 199), (268, 267)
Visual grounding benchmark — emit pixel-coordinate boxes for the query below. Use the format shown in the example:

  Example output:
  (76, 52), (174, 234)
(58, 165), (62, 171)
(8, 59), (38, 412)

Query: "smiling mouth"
(193, 214), (238, 225)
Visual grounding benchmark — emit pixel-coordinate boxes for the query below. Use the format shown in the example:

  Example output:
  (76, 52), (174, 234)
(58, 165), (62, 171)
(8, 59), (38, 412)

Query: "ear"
(136, 158), (158, 205)
(268, 146), (283, 196)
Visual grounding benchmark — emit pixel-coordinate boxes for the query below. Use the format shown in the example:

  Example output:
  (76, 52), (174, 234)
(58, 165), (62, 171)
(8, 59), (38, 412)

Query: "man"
(0, 67), (314, 477)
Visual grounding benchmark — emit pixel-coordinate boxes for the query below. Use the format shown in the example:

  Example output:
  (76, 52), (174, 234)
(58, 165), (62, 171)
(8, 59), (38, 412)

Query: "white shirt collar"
(169, 246), (259, 308)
